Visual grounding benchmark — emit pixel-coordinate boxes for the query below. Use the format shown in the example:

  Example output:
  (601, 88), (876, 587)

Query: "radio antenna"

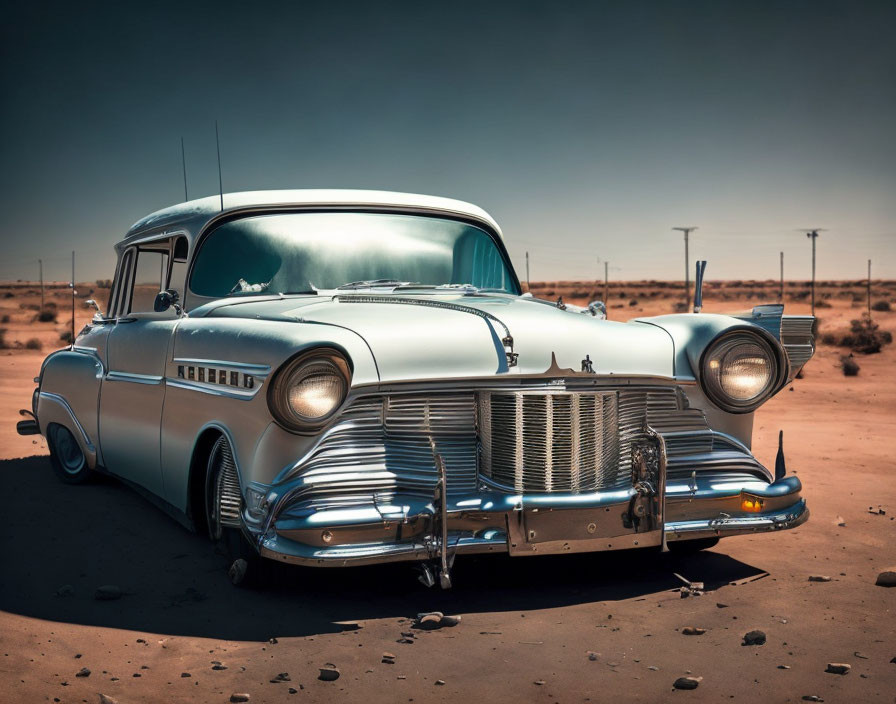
(215, 121), (224, 211)
(181, 137), (188, 202)
(69, 251), (75, 349)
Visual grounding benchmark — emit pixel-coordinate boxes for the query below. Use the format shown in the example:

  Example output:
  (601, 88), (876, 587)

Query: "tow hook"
(419, 441), (454, 590)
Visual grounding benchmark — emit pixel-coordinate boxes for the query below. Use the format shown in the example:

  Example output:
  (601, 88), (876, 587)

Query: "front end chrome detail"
(780, 315), (816, 380)
(212, 437), (242, 529)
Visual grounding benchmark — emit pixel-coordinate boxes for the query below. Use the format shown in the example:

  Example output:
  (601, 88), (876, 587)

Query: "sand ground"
(0, 283), (894, 703)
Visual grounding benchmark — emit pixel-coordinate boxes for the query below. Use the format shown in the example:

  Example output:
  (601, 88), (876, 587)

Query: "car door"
(99, 239), (179, 497)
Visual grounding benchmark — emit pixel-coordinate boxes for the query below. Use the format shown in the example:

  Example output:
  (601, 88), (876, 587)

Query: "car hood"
(202, 293), (674, 382)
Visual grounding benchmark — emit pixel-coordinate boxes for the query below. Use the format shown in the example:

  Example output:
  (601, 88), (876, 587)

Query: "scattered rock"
(55, 585), (74, 597)
(854, 652), (868, 659)
(212, 664), (228, 671)
(435, 680), (445, 686)
(98, 695), (119, 704)
(875, 568), (896, 587)
(801, 697), (824, 702)
(682, 627), (706, 636)
(890, 656), (896, 664)
(587, 651), (598, 661)
(742, 630), (767, 646)
(808, 575), (831, 582)
(180, 672), (191, 678)
(778, 665), (791, 670)
(288, 688), (298, 694)
(76, 667), (91, 677)
(230, 695), (250, 703)
(270, 672), (290, 683)
(382, 652), (396, 664)
(412, 612), (461, 630)
(94, 585), (122, 601)
(673, 676), (702, 690)
(825, 663), (850, 675)
(533, 680), (545, 685)
(716, 603), (729, 609)
(318, 665), (340, 681)
(835, 516), (847, 527)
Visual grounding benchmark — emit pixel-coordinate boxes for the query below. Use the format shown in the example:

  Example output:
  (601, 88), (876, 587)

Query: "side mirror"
(585, 301), (607, 319)
(153, 289), (180, 313)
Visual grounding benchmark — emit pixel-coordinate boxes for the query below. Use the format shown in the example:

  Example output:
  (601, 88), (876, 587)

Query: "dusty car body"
(18, 190), (814, 587)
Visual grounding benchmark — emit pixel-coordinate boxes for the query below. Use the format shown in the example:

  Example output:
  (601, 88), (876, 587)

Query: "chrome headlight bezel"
(699, 330), (783, 413)
(267, 349), (351, 433)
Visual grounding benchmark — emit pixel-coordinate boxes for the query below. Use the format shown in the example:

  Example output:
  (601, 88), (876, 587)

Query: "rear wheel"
(47, 423), (94, 484)
(206, 435), (272, 588)
(667, 537), (720, 554)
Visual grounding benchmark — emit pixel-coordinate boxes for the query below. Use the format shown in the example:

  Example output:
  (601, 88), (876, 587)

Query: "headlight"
(701, 332), (780, 412)
(268, 350), (351, 431)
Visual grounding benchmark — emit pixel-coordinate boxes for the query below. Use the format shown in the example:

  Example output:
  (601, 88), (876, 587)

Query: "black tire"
(206, 435), (273, 588)
(47, 423), (94, 484)
(667, 537), (720, 554)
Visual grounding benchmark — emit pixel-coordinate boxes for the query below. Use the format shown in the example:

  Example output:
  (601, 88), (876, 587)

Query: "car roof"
(121, 189), (504, 245)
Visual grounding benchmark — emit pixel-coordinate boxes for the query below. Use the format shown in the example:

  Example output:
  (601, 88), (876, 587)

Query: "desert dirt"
(0, 280), (894, 703)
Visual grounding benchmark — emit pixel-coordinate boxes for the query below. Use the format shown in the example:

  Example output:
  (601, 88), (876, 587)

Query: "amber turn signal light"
(741, 495), (764, 512)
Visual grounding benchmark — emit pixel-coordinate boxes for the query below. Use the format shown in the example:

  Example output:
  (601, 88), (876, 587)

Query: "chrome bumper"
(256, 475), (808, 568)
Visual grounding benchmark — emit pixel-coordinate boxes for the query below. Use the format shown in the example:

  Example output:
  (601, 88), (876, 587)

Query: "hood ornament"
(581, 355), (594, 373)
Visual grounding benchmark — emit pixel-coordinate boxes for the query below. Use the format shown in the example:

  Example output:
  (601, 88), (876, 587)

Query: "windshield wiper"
(228, 278), (272, 295)
(336, 279), (414, 290)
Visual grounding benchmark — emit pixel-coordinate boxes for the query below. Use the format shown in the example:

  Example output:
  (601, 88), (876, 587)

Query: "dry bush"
(841, 355), (860, 376)
(838, 315), (891, 354)
(59, 330), (74, 345)
(0, 328), (6, 348)
(815, 299), (832, 308)
(820, 332), (837, 346)
(673, 301), (688, 313)
(871, 300), (891, 312)
(24, 337), (42, 350)
(36, 309), (57, 323)
(629, 299), (638, 306)
(0, 314), (9, 324)
(3, 292), (13, 299)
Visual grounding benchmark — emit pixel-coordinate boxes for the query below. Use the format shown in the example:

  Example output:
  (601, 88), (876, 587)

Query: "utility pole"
(801, 229), (822, 316)
(525, 251), (530, 290)
(779, 251), (784, 303)
(867, 259), (872, 318)
(38, 258), (44, 311)
(604, 261), (609, 304)
(672, 227), (697, 310)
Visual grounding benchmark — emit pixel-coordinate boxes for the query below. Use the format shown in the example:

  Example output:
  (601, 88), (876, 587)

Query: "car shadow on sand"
(0, 456), (766, 641)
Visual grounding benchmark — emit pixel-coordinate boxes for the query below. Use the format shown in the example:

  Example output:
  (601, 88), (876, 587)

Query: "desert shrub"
(44, 301), (56, 309)
(0, 314), (8, 324)
(59, 330), (73, 344)
(871, 300), (891, 312)
(673, 301), (688, 313)
(629, 299), (638, 306)
(24, 337), (42, 350)
(0, 328), (5, 348)
(841, 355), (860, 376)
(36, 309), (57, 322)
(820, 332), (837, 346)
(815, 299), (832, 308)
(839, 315), (890, 354)
(3, 292), (13, 299)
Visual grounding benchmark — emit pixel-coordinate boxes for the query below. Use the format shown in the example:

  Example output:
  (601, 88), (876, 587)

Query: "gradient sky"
(1, 0), (893, 284)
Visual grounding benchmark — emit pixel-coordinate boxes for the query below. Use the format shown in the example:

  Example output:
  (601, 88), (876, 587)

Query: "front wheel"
(206, 435), (273, 588)
(666, 537), (720, 554)
(47, 423), (94, 484)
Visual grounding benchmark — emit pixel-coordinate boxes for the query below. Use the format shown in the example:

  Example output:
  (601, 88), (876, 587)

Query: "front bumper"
(256, 475), (808, 567)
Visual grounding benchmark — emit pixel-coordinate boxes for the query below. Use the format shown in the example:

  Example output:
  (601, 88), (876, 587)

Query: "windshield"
(189, 212), (519, 298)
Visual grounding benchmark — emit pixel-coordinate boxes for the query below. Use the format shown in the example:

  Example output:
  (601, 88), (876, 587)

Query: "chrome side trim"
(172, 358), (272, 376)
(105, 370), (163, 385)
(166, 378), (262, 399)
(38, 392), (96, 452)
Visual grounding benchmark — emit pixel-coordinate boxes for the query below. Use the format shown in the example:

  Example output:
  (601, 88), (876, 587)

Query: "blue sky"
(1, 0), (893, 283)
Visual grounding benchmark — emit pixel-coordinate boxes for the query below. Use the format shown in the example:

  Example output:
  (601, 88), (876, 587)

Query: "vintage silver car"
(18, 190), (815, 587)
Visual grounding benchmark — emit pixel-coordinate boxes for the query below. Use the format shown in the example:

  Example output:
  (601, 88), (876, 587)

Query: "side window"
(109, 249), (135, 318)
(167, 236), (188, 296)
(130, 248), (168, 313)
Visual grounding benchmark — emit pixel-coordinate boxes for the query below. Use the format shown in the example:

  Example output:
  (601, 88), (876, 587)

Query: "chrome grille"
(479, 391), (619, 492)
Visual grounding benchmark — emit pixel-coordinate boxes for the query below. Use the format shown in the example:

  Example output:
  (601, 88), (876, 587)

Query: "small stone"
(778, 665), (791, 670)
(875, 568), (896, 587)
(435, 680), (445, 686)
(136, 638), (146, 644)
(808, 575), (831, 582)
(716, 603), (729, 608)
(648, 666), (659, 671)
(854, 652), (868, 659)
(440, 615), (461, 627)
(673, 676), (702, 690)
(890, 656), (896, 664)
(212, 664), (228, 671)
(397, 638), (414, 644)
(587, 651), (598, 661)
(288, 687), (298, 694)
(318, 666), (340, 681)
(801, 697), (824, 702)
(836, 516), (846, 526)
(682, 627), (706, 636)
(742, 630), (766, 646)
(270, 672), (290, 683)
(94, 585), (122, 601)
(55, 585), (74, 597)
(230, 695), (250, 703)
(533, 680), (545, 685)
(181, 672), (191, 678)
(76, 667), (91, 677)
(98, 695), (120, 704)
(825, 663), (850, 675)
